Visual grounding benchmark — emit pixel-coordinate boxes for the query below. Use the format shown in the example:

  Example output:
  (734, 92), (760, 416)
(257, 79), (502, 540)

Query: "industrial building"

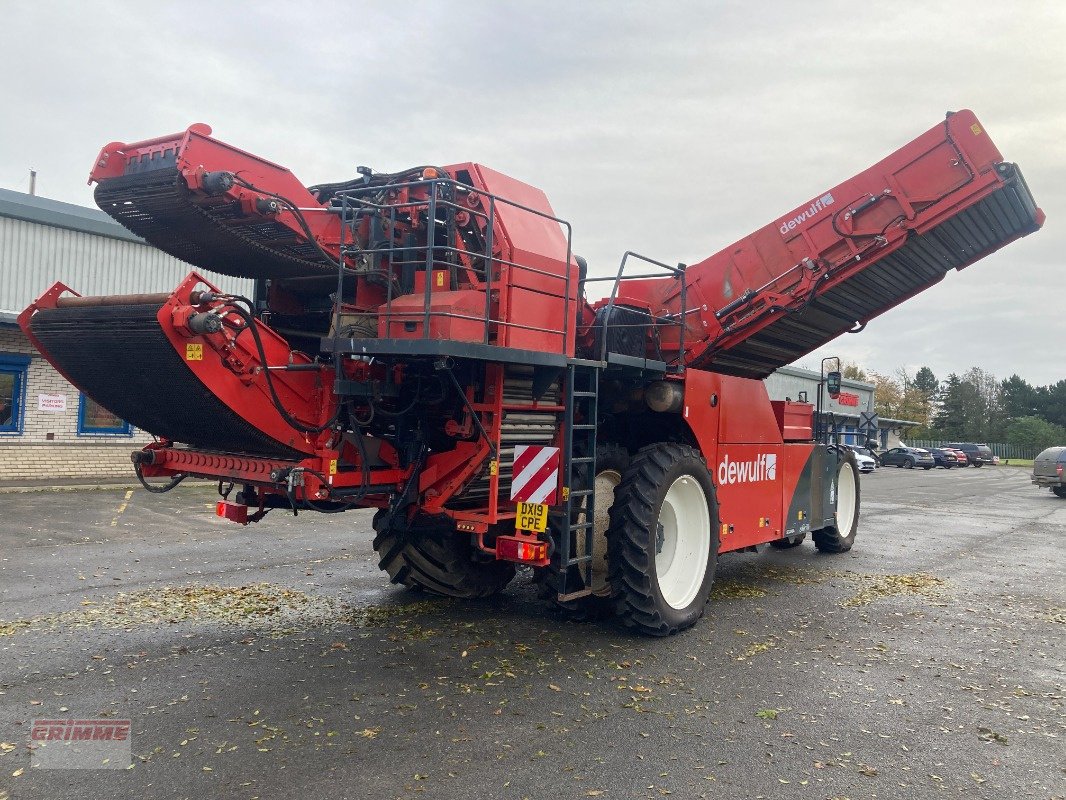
(0, 187), (249, 481)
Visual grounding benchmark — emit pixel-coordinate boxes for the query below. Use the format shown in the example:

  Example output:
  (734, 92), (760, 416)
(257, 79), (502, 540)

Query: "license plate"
(516, 502), (548, 533)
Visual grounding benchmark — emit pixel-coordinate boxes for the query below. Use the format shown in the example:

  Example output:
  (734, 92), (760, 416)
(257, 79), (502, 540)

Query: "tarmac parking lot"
(0, 466), (1063, 799)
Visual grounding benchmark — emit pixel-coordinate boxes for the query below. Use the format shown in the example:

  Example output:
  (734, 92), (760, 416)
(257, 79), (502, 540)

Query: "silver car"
(1032, 447), (1066, 498)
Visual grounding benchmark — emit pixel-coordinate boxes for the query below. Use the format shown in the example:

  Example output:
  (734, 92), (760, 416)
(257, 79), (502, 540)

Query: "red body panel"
(681, 369), (817, 553)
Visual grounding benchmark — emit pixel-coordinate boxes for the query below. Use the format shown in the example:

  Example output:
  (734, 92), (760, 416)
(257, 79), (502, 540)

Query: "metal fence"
(905, 439), (1041, 461)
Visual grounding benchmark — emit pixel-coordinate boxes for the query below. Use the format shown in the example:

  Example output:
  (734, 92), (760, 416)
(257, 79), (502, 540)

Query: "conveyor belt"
(710, 171), (1042, 379)
(28, 304), (306, 459)
(94, 168), (336, 280)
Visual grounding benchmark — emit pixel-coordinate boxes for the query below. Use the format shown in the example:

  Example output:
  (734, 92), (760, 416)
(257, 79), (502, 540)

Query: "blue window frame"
(0, 353), (30, 435)
(78, 394), (132, 435)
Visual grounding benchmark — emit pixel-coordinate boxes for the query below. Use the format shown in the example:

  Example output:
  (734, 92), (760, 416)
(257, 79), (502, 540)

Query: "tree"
(1005, 416), (1066, 453)
(934, 373), (966, 439)
(840, 361), (868, 382)
(913, 366), (939, 399)
(1000, 374), (1037, 421)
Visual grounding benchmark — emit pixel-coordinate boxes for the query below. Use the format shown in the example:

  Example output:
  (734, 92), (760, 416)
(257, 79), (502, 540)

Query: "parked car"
(842, 445), (877, 473)
(946, 442), (995, 467)
(879, 446), (936, 469)
(1032, 447), (1066, 498)
(929, 448), (961, 468)
(851, 445), (880, 470)
(944, 447), (970, 465)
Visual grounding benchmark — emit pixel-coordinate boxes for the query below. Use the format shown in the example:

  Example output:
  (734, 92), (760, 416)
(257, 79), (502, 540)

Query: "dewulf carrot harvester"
(21, 110), (1042, 634)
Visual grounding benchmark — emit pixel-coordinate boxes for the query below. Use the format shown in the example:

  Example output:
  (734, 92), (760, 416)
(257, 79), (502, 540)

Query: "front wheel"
(813, 455), (860, 554)
(607, 444), (718, 636)
(904, 459), (915, 469)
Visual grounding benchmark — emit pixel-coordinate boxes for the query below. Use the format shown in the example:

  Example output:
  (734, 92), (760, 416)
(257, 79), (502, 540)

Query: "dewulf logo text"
(779, 193), (835, 234)
(718, 453), (777, 485)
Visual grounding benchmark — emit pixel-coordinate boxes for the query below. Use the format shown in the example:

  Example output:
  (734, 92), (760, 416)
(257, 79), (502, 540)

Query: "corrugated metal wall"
(0, 216), (253, 316)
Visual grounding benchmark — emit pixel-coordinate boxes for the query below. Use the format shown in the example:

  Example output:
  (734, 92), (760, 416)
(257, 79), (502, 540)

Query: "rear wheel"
(1053, 486), (1066, 499)
(536, 443), (629, 619)
(373, 511), (515, 599)
(974, 462), (983, 468)
(923, 465), (932, 470)
(607, 444), (718, 636)
(904, 459), (915, 469)
(813, 454), (860, 554)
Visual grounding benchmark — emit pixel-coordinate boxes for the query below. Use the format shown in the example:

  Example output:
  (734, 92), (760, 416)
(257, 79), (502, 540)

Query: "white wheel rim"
(587, 469), (621, 595)
(655, 475), (711, 610)
(835, 462), (857, 538)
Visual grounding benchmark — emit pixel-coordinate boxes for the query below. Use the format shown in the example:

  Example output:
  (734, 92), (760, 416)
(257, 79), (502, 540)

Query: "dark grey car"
(1032, 447), (1066, 498)
(879, 446), (936, 469)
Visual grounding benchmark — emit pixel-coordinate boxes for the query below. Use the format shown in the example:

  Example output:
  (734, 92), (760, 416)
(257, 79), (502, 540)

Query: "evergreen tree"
(1000, 374), (1037, 421)
(913, 366), (939, 399)
(934, 374), (965, 438)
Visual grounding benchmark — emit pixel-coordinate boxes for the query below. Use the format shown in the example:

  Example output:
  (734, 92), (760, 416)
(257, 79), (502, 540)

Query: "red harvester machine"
(21, 111), (1042, 634)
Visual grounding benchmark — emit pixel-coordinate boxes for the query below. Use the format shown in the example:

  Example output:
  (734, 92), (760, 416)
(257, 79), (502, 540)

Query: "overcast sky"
(2, 1), (1063, 385)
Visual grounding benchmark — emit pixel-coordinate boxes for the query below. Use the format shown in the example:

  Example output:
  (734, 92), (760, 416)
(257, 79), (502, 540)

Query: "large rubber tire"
(974, 462), (984, 468)
(769, 533), (807, 549)
(606, 443), (719, 636)
(1053, 486), (1066, 499)
(536, 443), (630, 620)
(372, 511), (515, 599)
(904, 458), (914, 469)
(813, 455), (860, 554)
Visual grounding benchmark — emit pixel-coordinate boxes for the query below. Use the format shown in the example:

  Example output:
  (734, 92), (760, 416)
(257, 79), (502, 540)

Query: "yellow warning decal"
(329, 459), (338, 475)
(970, 123), (982, 136)
(489, 460), (498, 476)
(561, 486), (570, 502)
(720, 523), (729, 537)
(186, 343), (203, 361)
(435, 271), (445, 287)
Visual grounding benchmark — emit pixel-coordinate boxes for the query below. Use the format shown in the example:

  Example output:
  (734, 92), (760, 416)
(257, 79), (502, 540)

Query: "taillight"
(496, 535), (548, 564)
(1057, 464), (1063, 476)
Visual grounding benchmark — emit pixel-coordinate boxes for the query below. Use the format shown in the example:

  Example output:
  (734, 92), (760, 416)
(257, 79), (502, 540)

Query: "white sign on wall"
(37, 394), (67, 412)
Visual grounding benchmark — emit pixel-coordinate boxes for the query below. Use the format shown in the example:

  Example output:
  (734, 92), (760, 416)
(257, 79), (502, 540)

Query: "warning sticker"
(186, 343), (203, 361)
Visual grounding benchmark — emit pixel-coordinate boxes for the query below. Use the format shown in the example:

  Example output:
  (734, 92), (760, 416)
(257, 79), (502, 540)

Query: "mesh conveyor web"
(28, 304), (306, 459)
(93, 169), (336, 281)
(708, 175), (1041, 379)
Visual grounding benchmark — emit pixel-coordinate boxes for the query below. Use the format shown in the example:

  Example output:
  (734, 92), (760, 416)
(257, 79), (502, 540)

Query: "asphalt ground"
(0, 465), (1063, 799)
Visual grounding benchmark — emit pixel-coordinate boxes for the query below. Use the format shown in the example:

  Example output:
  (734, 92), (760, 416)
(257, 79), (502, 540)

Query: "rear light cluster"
(496, 535), (548, 565)
(1057, 464), (1063, 476)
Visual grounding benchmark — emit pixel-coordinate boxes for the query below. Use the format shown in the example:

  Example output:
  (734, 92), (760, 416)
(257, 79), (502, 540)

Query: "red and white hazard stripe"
(510, 445), (561, 505)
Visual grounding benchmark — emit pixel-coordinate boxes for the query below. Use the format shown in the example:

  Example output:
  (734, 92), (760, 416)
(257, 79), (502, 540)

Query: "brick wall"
(0, 325), (150, 480)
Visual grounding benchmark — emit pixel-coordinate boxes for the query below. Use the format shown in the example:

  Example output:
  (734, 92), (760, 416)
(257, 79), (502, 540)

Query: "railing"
(329, 175), (574, 356)
(583, 252), (688, 370)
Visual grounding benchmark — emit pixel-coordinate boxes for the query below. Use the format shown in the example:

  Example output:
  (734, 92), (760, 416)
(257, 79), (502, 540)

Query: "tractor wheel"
(770, 533), (807, 549)
(1053, 486), (1066, 499)
(813, 454), (860, 554)
(606, 443), (719, 636)
(536, 443), (630, 620)
(372, 511), (515, 599)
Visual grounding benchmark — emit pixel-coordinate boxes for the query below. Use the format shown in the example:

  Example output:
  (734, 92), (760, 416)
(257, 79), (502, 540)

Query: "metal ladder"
(556, 362), (600, 600)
